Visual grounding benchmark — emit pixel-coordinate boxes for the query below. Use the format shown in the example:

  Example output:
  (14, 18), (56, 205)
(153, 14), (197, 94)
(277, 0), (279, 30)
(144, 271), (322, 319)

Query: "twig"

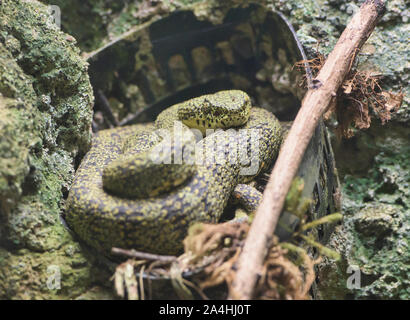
(97, 89), (119, 127)
(111, 247), (177, 263)
(229, 0), (386, 299)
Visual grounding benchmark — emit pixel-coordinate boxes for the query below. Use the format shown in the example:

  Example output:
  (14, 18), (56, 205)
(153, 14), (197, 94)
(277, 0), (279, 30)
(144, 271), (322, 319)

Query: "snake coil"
(66, 90), (282, 254)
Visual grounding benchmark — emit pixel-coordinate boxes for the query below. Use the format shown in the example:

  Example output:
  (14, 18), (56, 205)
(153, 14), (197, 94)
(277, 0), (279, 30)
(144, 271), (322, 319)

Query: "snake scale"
(65, 90), (282, 255)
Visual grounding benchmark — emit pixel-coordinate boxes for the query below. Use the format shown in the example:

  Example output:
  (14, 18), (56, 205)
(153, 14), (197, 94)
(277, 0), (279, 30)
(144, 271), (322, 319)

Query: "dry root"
(112, 221), (319, 300)
(295, 53), (403, 138)
(182, 222), (317, 300)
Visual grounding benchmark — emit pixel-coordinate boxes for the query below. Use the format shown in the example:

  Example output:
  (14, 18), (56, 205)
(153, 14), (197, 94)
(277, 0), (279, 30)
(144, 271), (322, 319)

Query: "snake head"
(177, 90), (251, 134)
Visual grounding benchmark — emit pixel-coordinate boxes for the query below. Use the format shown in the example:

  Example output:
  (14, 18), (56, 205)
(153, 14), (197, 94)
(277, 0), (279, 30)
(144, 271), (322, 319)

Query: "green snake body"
(65, 91), (282, 255)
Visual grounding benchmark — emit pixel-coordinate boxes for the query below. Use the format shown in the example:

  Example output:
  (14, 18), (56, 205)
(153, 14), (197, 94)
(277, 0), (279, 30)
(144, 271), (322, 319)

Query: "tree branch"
(229, 0), (386, 300)
(111, 247), (177, 263)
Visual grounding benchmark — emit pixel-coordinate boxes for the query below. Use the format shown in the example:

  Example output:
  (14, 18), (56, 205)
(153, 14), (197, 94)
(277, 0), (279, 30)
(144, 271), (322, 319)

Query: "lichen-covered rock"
(317, 121), (410, 299)
(0, 0), (98, 299)
(275, 0), (409, 124)
(316, 204), (409, 299)
(40, 0), (204, 53)
(39, 0), (130, 52)
(0, 243), (99, 299)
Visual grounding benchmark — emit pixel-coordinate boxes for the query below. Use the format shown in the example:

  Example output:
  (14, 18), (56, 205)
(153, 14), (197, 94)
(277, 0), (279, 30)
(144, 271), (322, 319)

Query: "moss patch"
(316, 121), (409, 299)
(0, 0), (98, 299)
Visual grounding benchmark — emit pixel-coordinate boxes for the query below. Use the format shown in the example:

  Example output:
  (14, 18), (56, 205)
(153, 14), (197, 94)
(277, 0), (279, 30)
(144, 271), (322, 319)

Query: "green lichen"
(338, 122), (409, 207)
(75, 286), (118, 300)
(0, 0), (99, 299)
(39, 0), (205, 53)
(316, 203), (409, 300)
(317, 121), (409, 299)
(0, 242), (106, 299)
(40, 0), (128, 52)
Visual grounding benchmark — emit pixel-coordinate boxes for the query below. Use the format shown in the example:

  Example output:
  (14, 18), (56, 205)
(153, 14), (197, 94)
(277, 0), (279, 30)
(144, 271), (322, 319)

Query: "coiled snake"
(65, 90), (282, 255)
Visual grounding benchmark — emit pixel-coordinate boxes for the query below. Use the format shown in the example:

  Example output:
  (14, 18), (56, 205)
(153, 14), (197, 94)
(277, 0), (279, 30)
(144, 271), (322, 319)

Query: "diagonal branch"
(229, 0), (386, 300)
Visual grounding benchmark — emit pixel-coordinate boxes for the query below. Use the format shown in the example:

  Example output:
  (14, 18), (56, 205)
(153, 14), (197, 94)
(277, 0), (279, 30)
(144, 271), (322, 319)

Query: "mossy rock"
(0, 0), (102, 299)
(317, 120), (410, 299)
(316, 204), (409, 299)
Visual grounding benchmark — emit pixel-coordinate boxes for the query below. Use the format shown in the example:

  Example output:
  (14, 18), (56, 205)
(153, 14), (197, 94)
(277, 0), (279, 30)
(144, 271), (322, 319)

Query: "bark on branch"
(111, 247), (177, 263)
(229, 0), (386, 300)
